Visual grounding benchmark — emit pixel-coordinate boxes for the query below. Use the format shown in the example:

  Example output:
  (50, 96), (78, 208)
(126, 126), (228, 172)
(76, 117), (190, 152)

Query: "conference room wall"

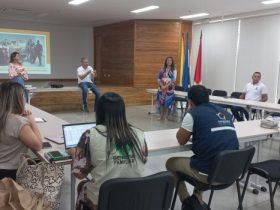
(0, 19), (93, 79)
(192, 20), (239, 94)
(192, 14), (280, 103)
(236, 15), (280, 103)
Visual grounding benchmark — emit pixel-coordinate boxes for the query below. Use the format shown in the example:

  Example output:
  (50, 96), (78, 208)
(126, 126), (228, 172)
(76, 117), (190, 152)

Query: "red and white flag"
(194, 31), (202, 84)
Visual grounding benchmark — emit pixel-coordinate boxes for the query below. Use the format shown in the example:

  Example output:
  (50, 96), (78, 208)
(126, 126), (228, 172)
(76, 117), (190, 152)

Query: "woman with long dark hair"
(156, 56), (177, 121)
(0, 81), (42, 180)
(74, 92), (148, 210)
(8, 52), (29, 101)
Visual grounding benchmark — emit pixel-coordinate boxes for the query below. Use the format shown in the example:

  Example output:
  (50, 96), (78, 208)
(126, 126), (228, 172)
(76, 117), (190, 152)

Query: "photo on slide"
(0, 28), (51, 74)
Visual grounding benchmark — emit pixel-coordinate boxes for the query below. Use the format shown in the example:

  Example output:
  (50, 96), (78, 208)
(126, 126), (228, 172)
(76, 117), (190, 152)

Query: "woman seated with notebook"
(71, 92), (148, 210)
(0, 81), (42, 180)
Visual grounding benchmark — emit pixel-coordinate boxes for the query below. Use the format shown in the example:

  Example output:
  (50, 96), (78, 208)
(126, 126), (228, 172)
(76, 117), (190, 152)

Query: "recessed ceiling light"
(68, 0), (90, 5)
(261, 0), (280, 4)
(209, 17), (238, 23)
(131, 5), (159, 13)
(180, 13), (209, 19)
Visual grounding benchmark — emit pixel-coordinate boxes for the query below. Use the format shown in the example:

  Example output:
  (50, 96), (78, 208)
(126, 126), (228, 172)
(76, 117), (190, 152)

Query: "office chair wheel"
(252, 189), (259, 194)
(260, 186), (267, 192)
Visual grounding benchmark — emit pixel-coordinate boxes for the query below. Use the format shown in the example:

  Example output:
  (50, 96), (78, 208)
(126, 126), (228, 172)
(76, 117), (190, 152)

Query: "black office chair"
(230, 92), (244, 121)
(174, 86), (188, 117)
(242, 160), (280, 210)
(206, 88), (212, 96)
(212, 90), (228, 109)
(230, 91), (242, 99)
(212, 90), (227, 97)
(171, 146), (255, 210)
(98, 171), (174, 210)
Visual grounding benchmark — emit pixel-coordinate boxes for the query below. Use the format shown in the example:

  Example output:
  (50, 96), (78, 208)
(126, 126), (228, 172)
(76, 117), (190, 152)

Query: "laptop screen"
(63, 122), (96, 149)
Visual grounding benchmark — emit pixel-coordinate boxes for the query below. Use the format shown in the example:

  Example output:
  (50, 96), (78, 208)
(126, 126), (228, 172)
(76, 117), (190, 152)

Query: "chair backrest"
(208, 146), (255, 185)
(230, 92), (242, 99)
(98, 171), (174, 210)
(175, 85), (187, 92)
(206, 88), (212, 95)
(212, 90), (227, 97)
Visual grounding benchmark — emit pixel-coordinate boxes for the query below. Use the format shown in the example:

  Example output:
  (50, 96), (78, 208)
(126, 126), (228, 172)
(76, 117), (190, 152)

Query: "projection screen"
(0, 28), (51, 74)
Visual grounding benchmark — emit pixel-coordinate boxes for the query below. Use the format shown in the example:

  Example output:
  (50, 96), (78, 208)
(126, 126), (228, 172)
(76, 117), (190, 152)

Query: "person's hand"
(22, 109), (32, 116)
(15, 68), (21, 74)
(67, 148), (76, 157)
(21, 109), (36, 122)
(72, 170), (87, 180)
(91, 69), (96, 75)
(87, 69), (92, 75)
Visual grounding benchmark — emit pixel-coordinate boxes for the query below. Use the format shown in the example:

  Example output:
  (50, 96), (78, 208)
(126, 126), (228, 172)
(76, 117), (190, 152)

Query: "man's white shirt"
(244, 82), (267, 101)
(181, 113), (194, 132)
(77, 66), (93, 84)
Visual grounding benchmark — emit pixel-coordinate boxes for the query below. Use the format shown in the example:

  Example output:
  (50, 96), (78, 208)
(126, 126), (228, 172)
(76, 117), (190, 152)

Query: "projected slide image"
(0, 28), (51, 74)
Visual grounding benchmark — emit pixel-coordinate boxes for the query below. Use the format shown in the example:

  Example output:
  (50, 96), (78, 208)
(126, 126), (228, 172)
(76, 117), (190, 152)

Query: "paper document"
(35, 117), (46, 123)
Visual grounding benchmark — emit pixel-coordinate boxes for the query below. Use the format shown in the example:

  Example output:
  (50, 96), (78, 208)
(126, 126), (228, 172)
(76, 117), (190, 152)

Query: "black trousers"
(0, 169), (17, 180)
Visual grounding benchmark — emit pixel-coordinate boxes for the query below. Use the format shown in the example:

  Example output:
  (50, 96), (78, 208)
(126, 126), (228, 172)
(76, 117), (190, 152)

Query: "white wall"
(192, 20), (239, 94)
(236, 15), (280, 102)
(192, 14), (280, 102)
(0, 20), (93, 79)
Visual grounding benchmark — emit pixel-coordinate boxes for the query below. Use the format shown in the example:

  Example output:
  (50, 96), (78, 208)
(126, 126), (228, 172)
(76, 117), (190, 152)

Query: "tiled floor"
(53, 105), (280, 210)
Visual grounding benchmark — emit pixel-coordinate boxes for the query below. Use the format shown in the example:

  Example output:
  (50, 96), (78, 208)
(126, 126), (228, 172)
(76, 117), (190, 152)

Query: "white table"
(145, 129), (192, 156)
(145, 120), (279, 155)
(146, 88), (280, 118)
(144, 120), (279, 193)
(30, 103), (279, 209)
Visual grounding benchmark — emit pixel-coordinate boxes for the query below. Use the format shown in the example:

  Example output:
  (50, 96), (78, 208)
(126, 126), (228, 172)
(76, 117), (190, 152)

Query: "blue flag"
(182, 33), (190, 91)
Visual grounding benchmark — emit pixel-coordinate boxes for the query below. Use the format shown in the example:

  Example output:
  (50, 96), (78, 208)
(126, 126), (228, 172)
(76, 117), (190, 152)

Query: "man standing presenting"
(166, 85), (239, 209)
(77, 57), (100, 112)
(34, 40), (43, 66)
(231, 72), (268, 121)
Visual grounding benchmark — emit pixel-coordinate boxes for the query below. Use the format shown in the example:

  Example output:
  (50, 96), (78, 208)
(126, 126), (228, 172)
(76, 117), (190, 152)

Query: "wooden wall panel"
(31, 86), (151, 112)
(93, 20), (192, 88)
(134, 20), (181, 88)
(94, 21), (134, 85)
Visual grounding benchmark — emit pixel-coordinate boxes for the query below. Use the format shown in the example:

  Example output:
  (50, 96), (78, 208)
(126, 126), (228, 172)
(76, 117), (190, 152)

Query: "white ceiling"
(1, 0), (280, 26)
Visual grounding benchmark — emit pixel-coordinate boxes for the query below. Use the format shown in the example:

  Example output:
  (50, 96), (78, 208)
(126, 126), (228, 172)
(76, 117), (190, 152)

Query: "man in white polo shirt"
(77, 57), (100, 112)
(231, 72), (268, 121)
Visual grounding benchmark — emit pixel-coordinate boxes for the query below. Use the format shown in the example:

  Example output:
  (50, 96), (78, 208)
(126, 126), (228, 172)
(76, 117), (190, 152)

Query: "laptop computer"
(63, 122), (96, 149)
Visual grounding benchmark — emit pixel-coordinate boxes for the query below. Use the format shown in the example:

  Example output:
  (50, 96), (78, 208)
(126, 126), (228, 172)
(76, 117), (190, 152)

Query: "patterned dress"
(156, 68), (176, 111)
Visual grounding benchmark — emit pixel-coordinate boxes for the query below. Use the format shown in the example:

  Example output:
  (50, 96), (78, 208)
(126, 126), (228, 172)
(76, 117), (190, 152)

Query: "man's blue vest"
(189, 103), (239, 174)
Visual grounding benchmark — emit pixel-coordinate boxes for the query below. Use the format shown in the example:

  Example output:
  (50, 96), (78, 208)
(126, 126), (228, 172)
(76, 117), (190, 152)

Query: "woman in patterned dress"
(157, 56), (177, 121)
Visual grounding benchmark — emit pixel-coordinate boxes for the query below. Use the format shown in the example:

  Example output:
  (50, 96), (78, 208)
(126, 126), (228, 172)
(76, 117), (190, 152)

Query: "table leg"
(71, 165), (76, 210)
(248, 106), (253, 120)
(28, 91), (31, 104)
(148, 94), (157, 114)
(249, 141), (267, 191)
(261, 109), (265, 119)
